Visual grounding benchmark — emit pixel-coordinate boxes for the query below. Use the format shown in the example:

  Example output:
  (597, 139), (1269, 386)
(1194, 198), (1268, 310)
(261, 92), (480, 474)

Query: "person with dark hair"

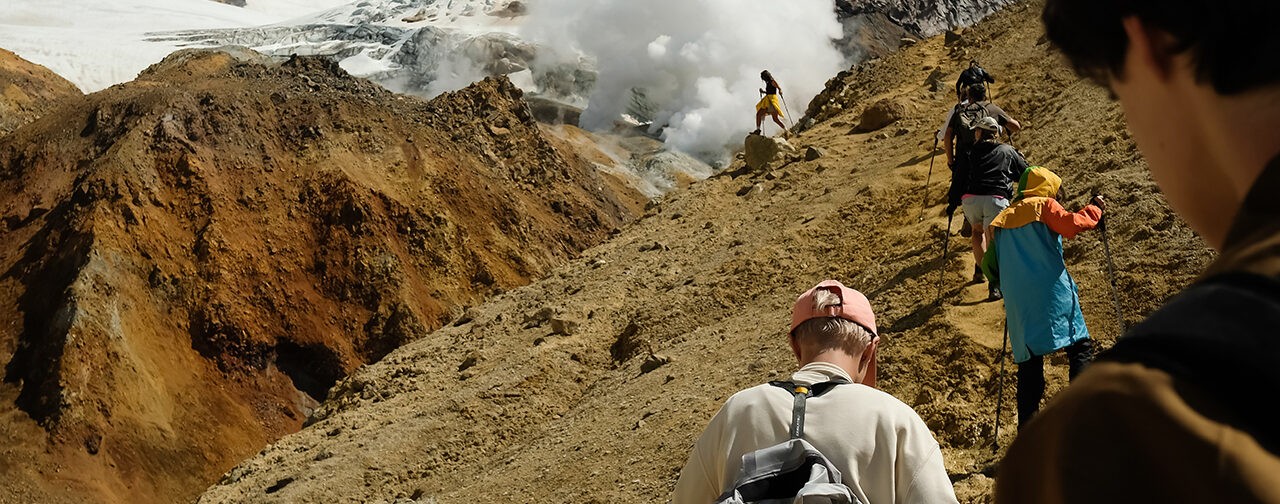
(942, 83), (1022, 282)
(956, 60), (996, 103)
(997, 0), (1280, 502)
(753, 70), (787, 136)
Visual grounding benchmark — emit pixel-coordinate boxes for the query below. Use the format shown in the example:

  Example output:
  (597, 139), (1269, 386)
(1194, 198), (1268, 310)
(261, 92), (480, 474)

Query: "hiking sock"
(973, 266), (985, 283)
(1016, 355), (1046, 428)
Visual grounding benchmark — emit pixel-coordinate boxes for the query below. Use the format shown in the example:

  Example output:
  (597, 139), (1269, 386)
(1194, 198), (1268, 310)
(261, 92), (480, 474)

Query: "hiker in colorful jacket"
(752, 70), (787, 136)
(982, 166), (1106, 427)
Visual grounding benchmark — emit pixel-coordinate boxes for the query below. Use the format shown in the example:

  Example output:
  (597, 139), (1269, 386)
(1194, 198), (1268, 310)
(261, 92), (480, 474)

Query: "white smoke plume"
(522, 0), (846, 164)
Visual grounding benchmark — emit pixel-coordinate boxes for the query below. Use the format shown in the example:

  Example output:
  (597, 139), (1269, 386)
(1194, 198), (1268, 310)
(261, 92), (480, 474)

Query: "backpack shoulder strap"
(768, 381), (844, 439)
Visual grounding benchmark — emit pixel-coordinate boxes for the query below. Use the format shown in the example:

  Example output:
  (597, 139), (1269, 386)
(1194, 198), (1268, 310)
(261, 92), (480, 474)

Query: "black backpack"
(957, 64), (994, 91)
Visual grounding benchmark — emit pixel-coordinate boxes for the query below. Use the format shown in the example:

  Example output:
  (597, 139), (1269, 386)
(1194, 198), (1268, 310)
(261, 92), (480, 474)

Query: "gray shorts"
(961, 195), (1009, 228)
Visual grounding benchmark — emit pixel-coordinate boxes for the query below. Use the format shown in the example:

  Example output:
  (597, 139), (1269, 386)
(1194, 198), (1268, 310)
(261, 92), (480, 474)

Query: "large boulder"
(744, 134), (798, 171)
(854, 99), (906, 133)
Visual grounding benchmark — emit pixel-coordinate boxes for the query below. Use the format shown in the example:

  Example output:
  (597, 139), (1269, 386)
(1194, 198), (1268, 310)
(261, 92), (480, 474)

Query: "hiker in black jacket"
(956, 60), (996, 103)
(963, 116), (1027, 300)
(943, 84), (1022, 239)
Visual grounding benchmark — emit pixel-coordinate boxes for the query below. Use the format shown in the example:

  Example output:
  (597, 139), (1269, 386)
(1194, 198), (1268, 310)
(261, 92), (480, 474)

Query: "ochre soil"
(197, 2), (1210, 503)
(0, 48), (82, 137)
(0, 49), (642, 503)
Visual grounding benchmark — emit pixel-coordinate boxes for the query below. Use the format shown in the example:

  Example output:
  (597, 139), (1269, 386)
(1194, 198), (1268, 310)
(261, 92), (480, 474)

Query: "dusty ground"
(0, 50), (641, 503)
(197, 2), (1210, 503)
(0, 48), (81, 137)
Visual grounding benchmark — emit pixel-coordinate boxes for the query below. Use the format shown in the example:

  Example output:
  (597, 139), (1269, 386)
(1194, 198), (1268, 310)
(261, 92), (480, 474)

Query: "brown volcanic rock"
(854, 98), (907, 132)
(0, 48), (81, 137)
(0, 49), (639, 503)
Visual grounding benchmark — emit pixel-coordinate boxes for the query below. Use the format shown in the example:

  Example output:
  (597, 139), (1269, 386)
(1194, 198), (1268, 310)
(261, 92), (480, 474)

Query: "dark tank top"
(765, 80), (778, 95)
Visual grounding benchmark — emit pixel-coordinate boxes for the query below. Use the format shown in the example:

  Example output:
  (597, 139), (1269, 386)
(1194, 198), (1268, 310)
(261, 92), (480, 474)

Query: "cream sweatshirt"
(672, 362), (958, 504)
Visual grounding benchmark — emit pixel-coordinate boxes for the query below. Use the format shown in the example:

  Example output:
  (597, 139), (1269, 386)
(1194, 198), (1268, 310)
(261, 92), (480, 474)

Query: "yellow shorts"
(755, 95), (783, 116)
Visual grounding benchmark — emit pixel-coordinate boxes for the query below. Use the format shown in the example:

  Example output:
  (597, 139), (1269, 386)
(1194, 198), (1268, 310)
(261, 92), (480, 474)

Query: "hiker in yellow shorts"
(753, 70), (787, 136)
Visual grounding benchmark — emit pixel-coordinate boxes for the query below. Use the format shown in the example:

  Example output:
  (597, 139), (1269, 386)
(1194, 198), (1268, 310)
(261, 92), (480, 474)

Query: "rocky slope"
(838, 0), (1019, 40)
(0, 48), (81, 137)
(196, 2), (1210, 503)
(834, 0), (1018, 60)
(0, 48), (641, 503)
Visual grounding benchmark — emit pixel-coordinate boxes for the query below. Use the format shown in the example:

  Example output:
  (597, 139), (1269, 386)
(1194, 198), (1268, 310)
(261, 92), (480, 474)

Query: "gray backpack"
(714, 381), (861, 504)
(955, 102), (993, 147)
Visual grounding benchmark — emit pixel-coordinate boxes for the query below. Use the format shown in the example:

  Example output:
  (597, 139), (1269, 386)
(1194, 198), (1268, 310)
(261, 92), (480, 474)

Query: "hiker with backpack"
(942, 84), (1021, 277)
(673, 280), (958, 504)
(933, 61), (996, 166)
(752, 70), (787, 136)
(996, 0), (1280, 502)
(963, 116), (1029, 301)
(980, 166), (1104, 427)
(955, 60), (996, 103)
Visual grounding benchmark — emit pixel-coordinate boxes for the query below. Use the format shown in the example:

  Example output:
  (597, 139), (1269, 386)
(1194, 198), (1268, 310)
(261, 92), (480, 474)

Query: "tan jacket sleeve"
(897, 419), (960, 504)
(672, 407), (729, 504)
(996, 361), (1280, 503)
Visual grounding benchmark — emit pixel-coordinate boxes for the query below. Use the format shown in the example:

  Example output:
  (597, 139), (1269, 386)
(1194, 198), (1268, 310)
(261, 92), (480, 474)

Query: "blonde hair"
(793, 289), (874, 356)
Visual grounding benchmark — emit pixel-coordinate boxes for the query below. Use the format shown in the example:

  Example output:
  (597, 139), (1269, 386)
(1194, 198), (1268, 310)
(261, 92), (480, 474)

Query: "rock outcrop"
(836, 0), (1019, 39)
(743, 134), (799, 171)
(854, 99), (907, 132)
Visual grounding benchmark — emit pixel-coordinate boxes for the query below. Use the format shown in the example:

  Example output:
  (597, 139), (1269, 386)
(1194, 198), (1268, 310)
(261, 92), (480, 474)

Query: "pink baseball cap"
(790, 280), (878, 336)
(790, 280), (879, 387)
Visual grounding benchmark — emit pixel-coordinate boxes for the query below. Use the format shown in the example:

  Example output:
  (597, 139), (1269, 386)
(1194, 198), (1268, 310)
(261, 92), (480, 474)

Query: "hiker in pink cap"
(673, 280), (958, 504)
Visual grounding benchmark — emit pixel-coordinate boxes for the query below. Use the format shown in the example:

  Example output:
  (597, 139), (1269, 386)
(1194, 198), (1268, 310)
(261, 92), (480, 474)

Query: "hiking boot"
(973, 266), (985, 283)
(960, 225), (973, 238)
(988, 285), (1003, 301)
(750, 129), (761, 135)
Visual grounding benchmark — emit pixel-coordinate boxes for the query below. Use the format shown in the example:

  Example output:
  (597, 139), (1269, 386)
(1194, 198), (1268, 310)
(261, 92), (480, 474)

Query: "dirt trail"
(196, 3), (1209, 503)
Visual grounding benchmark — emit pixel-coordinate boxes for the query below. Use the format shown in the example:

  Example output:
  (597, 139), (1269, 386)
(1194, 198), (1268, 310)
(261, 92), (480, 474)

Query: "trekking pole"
(1097, 212), (1126, 337)
(780, 94), (797, 132)
(934, 213), (955, 304)
(919, 139), (939, 222)
(992, 315), (1009, 452)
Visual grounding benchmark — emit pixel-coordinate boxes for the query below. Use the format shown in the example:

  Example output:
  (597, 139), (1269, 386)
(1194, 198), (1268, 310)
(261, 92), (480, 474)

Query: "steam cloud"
(522, 0), (845, 164)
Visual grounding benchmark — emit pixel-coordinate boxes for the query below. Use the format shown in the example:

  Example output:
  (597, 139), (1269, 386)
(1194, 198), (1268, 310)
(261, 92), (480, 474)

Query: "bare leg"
(754, 110), (766, 133)
(771, 113), (787, 134)
(969, 223), (985, 266)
